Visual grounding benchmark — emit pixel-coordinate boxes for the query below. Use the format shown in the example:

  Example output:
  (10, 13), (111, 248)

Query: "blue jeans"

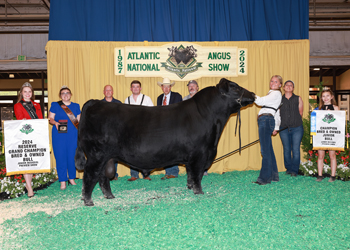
(130, 168), (146, 178)
(279, 125), (304, 175)
(165, 165), (179, 177)
(257, 116), (279, 184)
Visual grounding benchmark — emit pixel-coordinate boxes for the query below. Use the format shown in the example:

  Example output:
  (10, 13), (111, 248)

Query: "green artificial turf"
(1, 171), (350, 249)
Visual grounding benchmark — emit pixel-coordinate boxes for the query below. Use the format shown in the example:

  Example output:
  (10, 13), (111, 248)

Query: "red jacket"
(14, 100), (43, 120)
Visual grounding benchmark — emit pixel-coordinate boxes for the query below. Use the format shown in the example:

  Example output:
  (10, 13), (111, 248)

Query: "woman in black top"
(279, 80), (304, 177)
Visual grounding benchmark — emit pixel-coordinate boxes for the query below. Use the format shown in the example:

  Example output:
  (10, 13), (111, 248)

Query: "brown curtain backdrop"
(45, 40), (310, 178)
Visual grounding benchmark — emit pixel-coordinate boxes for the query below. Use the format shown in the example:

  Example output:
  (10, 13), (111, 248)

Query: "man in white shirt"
(124, 80), (154, 106)
(125, 80), (154, 181)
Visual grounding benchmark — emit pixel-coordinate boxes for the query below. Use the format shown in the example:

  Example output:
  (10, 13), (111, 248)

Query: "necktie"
(163, 96), (167, 106)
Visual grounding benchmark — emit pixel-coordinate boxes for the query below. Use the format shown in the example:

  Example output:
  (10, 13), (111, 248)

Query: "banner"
(115, 42), (247, 81)
(312, 110), (346, 151)
(4, 119), (51, 176)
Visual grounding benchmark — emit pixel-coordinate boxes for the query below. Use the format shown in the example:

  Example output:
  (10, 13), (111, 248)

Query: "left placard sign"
(4, 119), (51, 176)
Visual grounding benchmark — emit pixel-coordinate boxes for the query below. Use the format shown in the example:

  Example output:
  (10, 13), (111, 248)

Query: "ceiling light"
(9, 74), (14, 78)
(29, 79), (34, 82)
(313, 68), (320, 71)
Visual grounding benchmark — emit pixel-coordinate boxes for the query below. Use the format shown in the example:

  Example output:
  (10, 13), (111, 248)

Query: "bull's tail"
(75, 143), (86, 170)
(75, 99), (99, 170)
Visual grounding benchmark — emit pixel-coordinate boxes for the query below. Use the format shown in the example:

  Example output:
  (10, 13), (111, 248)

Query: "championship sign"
(311, 110), (346, 151)
(4, 119), (51, 176)
(114, 42), (247, 81)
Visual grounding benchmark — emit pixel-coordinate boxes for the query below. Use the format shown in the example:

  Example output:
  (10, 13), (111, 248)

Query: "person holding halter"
(253, 75), (282, 185)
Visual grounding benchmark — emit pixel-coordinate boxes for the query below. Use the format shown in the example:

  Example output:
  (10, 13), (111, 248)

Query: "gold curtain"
(45, 40), (309, 178)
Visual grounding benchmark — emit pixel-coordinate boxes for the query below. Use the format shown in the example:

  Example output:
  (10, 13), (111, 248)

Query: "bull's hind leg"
(186, 166), (194, 190)
(82, 174), (98, 206)
(82, 160), (102, 206)
(98, 172), (115, 199)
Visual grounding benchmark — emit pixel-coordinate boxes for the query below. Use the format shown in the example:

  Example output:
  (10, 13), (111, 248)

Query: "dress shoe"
(68, 179), (77, 185)
(290, 173), (297, 177)
(285, 171), (292, 175)
(161, 175), (177, 180)
(328, 176), (336, 182)
(316, 176), (324, 182)
(252, 181), (266, 185)
(143, 176), (151, 180)
(127, 177), (138, 181)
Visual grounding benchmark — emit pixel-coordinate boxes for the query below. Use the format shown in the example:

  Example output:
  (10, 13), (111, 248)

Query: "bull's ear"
(217, 78), (231, 93)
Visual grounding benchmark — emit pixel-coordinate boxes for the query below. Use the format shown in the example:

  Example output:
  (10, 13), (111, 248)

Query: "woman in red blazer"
(13, 82), (43, 198)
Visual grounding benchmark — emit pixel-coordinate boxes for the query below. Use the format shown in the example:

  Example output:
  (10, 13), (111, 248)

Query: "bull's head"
(217, 78), (255, 113)
(216, 78), (256, 153)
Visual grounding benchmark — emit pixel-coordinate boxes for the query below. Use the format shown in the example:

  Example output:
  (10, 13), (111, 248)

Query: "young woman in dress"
(316, 89), (339, 182)
(14, 82), (43, 197)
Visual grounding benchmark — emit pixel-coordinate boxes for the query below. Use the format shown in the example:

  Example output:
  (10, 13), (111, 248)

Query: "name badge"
(58, 120), (68, 133)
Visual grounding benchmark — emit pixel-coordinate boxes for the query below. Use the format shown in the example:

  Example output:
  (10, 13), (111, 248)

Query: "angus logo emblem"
(322, 113), (336, 124)
(161, 44), (202, 79)
(20, 124), (34, 134)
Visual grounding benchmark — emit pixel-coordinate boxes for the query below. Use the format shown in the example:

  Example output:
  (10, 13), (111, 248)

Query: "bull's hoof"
(193, 189), (204, 195)
(84, 199), (95, 206)
(104, 194), (115, 199)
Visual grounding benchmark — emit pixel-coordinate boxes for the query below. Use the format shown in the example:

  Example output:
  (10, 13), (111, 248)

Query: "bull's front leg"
(98, 172), (115, 199)
(186, 163), (204, 194)
(188, 153), (215, 194)
(191, 172), (204, 195)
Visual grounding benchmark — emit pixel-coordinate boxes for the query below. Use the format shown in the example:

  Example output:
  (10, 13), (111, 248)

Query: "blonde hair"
(270, 75), (283, 92)
(271, 75), (283, 85)
(17, 82), (35, 103)
(319, 89), (337, 109)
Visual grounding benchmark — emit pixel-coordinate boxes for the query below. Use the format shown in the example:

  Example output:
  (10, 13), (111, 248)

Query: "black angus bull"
(75, 78), (255, 206)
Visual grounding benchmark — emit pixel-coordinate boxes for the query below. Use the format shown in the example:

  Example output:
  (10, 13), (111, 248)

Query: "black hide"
(75, 78), (255, 206)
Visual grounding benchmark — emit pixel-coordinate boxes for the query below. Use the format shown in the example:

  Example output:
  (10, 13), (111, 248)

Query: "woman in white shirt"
(253, 75), (283, 185)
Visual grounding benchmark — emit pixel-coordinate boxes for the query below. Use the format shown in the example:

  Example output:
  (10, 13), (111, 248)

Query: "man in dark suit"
(157, 78), (182, 179)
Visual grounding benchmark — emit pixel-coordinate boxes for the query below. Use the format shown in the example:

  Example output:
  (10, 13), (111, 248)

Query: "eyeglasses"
(61, 92), (71, 95)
